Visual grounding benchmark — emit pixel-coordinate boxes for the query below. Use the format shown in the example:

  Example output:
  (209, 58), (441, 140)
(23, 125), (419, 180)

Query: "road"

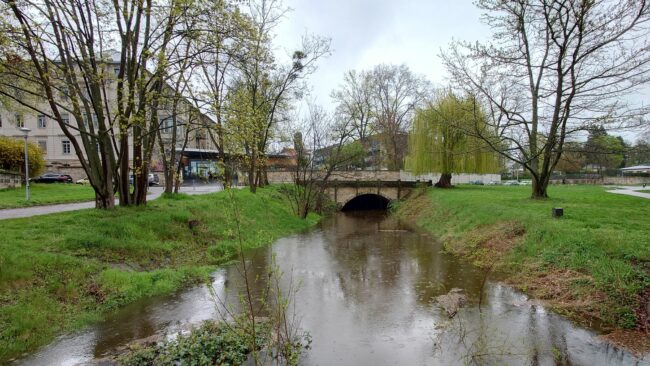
(606, 185), (650, 200)
(0, 184), (223, 220)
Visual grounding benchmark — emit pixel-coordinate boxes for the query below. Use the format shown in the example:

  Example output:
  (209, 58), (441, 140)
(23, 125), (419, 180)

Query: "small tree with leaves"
(0, 136), (44, 178)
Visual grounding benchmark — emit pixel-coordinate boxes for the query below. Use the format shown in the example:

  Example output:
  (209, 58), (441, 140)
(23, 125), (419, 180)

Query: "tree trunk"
(118, 136), (131, 206)
(164, 170), (174, 194)
(531, 176), (549, 199)
(248, 152), (257, 193)
(435, 173), (453, 188)
(95, 189), (115, 209)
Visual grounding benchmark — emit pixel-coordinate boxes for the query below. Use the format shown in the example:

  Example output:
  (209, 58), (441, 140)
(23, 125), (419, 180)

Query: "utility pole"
(20, 127), (31, 201)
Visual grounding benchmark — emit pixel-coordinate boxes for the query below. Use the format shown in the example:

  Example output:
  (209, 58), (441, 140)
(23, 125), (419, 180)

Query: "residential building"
(0, 53), (216, 180)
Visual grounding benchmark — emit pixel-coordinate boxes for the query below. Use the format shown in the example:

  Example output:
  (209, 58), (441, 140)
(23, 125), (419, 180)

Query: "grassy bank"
(0, 183), (95, 209)
(396, 185), (650, 347)
(0, 187), (318, 362)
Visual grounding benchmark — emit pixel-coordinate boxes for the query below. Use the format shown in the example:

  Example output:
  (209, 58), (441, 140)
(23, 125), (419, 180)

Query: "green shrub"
(0, 136), (45, 177)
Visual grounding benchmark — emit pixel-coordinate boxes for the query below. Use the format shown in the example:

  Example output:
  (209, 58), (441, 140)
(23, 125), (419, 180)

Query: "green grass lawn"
(398, 185), (650, 332)
(0, 187), (318, 362)
(0, 183), (95, 209)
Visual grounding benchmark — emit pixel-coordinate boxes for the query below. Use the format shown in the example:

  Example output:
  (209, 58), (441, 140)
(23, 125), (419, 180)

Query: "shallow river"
(17, 212), (649, 365)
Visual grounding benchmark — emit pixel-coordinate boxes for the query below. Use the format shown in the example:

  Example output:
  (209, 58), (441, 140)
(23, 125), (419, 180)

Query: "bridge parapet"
(323, 179), (432, 209)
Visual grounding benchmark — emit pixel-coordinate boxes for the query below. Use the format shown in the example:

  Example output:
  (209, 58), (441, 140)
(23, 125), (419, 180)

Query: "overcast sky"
(273, 0), (491, 111)
(272, 0), (647, 142)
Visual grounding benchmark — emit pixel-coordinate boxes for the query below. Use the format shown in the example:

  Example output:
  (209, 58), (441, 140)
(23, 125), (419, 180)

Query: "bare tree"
(2, 0), (195, 207)
(331, 70), (376, 141)
(332, 64), (429, 170)
(286, 102), (364, 218)
(372, 64), (429, 170)
(442, 0), (650, 198)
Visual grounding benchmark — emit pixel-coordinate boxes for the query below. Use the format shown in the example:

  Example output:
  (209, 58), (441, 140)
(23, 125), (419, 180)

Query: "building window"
(83, 113), (98, 128)
(61, 113), (70, 125)
(15, 114), (24, 128)
(161, 117), (174, 133)
(114, 67), (120, 75)
(61, 86), (70, 100)
(38, 140), (47, 152)
(62, 140), (71, 154)
(38, 115), (47, 128)
(0, 114), (3, 128)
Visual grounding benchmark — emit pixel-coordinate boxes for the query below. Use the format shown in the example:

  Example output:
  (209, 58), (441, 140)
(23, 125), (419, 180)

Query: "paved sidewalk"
(606, 186), (650, 200)
(0, 184), (222, 220)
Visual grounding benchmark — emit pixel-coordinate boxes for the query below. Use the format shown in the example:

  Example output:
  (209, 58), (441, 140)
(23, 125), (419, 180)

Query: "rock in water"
(435, 288), (467, 318)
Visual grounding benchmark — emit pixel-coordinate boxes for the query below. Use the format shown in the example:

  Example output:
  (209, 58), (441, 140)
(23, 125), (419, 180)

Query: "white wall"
(400, 171), (501, 184)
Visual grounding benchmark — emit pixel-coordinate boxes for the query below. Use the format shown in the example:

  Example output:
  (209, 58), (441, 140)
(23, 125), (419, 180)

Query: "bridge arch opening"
(341, 194), (390, 211)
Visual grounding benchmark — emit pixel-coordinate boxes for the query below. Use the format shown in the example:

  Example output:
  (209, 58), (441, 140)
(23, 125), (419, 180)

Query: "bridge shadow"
(341, 194), (390, 211)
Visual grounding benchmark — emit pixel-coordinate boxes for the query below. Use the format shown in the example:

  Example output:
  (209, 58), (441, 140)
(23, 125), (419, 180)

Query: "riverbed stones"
(435, 288), (467, 318)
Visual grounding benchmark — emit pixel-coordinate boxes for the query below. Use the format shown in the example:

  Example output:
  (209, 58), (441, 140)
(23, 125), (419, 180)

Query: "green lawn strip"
(0, 183), (95, 209)
(0, 186), (319, 362)
(397, 185), (650, 331)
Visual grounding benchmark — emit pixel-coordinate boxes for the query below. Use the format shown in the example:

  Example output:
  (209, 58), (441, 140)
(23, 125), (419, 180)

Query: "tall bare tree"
(2, 0), (195, 207)
(331, 64), (428, 170)
(442, 0), (650, 198)
(3, 0), (126, 208)
(331, 70), (376, 141)
(372, 64), (428, 170)
(286, 102), (364, 218)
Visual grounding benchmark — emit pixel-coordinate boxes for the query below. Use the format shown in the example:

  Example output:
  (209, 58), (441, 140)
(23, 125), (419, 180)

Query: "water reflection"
(16, 212), (649, 366)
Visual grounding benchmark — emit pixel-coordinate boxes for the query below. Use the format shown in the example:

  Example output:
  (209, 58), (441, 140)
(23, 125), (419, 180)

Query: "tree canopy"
(0, 136), (45, 177)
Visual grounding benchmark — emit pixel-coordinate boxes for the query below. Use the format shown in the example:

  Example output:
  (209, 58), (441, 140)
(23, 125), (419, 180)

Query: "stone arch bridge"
(323, 180), (432, 210)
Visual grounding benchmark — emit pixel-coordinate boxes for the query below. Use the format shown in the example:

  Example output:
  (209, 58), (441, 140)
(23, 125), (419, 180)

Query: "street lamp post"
(19, 127), (31, 201)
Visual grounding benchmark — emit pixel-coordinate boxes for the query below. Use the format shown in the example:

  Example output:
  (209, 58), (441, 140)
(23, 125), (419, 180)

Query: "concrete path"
(606, 186), (650, 200)
(0, 184), (223, 221)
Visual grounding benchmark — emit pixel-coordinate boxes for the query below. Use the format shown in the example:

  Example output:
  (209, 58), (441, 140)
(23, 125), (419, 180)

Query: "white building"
(0, 54), (215, 180)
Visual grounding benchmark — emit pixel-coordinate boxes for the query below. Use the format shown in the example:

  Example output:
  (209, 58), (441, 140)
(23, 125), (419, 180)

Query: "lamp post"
(19, 127), (31, 201)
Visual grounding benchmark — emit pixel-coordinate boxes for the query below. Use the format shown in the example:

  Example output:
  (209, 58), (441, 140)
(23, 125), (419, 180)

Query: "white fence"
(265, 169), (501, 185)
(400, 171), (501, 184)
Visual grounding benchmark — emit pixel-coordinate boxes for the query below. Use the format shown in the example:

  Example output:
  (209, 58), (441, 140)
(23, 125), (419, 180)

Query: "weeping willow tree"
(405, 93), (500, 188)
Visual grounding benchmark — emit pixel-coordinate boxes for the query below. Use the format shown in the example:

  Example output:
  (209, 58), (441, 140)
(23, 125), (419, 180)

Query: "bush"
(117, 321), (255, 366)
(0, 136), (45, 177)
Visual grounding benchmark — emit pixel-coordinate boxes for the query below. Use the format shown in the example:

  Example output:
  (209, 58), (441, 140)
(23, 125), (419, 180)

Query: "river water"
(17, 211), (648, 365)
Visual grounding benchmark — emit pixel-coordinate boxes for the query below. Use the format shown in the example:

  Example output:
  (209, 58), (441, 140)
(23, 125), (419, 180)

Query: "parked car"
(148, 173), (160, 186)
(32, 173), (73, 183)
(486, 180), (502, 185)
(76, 177), (90, 185)
(503, 180), (520, 186)
(469, 180), (484, 185)
(128, 173), (160, 186)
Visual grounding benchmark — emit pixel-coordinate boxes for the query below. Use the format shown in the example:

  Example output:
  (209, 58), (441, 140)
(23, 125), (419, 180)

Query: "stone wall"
(267, 170), (499, 184)
(0, 172), (22, 189)
(549, 176), (650, 185)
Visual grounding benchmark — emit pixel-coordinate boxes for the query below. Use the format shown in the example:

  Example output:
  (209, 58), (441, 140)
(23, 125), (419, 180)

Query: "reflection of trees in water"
(431, 288), (593, 365)
(323, 213), (489, 310)
(220, 248), (272, 318)
(93, 300), (159, 356)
